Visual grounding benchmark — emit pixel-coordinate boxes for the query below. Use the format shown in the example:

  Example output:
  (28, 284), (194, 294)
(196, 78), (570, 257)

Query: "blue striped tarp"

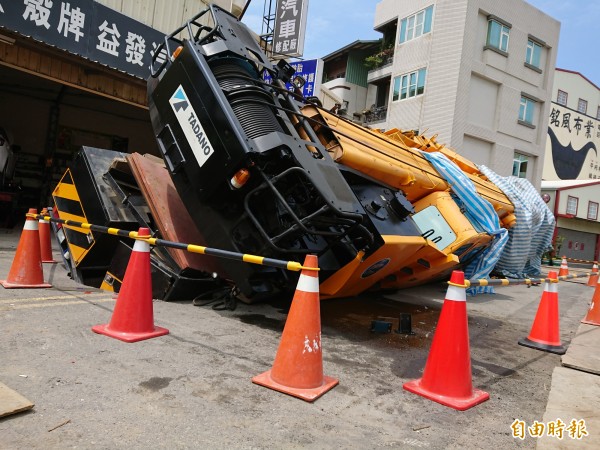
(421, 153), (508, 295)
(479, 166), (555, 278)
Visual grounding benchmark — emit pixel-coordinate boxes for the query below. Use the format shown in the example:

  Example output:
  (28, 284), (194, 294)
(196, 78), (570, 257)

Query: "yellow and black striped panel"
(99, 271), (122, 293)
(52, 169), (95, 266)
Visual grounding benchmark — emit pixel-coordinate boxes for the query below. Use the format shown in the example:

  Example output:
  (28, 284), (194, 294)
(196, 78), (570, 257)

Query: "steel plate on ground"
(127, 153), (221, 274)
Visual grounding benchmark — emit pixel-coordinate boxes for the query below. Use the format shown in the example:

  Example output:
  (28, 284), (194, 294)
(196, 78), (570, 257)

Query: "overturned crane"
(53, 4), (553, 302)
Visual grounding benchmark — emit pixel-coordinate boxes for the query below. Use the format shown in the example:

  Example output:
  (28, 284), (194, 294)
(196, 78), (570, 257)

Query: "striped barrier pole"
(27, 213), (317, 273)
(464, 272), (590, 288)
(564, 257), (598, 266)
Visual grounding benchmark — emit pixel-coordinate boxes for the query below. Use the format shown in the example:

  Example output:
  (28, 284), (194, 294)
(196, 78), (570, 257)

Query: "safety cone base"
(92, 323), (169, 343)
(403, 378), (490, 411)
(0, 279), (52, 289)
(580, 318), (600, 327)
(518, 337), (566, 355)
(42, 259), (59, 264)
(252, 369), (339, 402)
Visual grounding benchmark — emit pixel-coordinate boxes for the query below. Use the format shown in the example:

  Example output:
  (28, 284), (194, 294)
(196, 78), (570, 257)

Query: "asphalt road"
(0, 228), (593, 449)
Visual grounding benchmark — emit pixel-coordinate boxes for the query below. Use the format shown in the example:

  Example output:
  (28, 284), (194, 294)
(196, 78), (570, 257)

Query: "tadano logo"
(170, 88), (189, 112)
(169, 85), (214, 167)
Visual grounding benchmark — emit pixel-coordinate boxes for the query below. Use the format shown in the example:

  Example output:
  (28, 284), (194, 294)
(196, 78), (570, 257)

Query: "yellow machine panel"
(298, 106), (514, 293)
(382, 191), (493, 288)
(301, 106), (516, 229)
(320, 236), (427, 299)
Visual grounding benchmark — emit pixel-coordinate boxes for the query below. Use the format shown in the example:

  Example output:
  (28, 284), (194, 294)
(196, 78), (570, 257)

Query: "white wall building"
(540, 70), (600, 261)
(97, 0), (245, 33)
(365, 0), (560, 188)
(320, 40), (381, 120)
(541, 180), (600, 261)
(542, 69), (600, 181)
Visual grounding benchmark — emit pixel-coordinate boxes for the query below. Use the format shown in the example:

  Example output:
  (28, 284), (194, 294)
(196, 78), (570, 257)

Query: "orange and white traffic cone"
(582, 277), (600, 326)
(518, 271), (566, 354)
(92, 228), (169, 343)
(558, 256), (569, 277)
(252, 254), (338, 402)
(587, 262), (598, 287)
(403, 271), (489, 411)
(39, 208), (58, 264)
(1, 208), (52, 289)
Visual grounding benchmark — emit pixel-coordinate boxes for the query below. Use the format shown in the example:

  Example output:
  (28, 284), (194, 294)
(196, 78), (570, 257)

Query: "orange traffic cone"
(92, 228), (169, 343)
(39, 208), (58, 264)
(518, 271), (566, 354)
(252, 254), (338, 402)
(403, 271), (489, 411)
(1, 208), (52, 289)
(558, 256), (569, 277)
(587, 262), (598, 287)
(582, 278), (600, 326)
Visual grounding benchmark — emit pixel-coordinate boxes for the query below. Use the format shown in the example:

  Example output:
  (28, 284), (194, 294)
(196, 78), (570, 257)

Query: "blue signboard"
(0, 0), (166, 80)
(263, 59), (319, 97)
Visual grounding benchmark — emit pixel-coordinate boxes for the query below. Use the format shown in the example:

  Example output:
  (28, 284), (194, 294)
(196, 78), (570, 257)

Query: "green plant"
(543, 234), (565, 265)
(364, 45), (394, 70)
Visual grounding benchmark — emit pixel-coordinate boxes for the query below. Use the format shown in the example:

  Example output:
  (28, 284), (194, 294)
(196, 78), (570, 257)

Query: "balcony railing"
(367, 56), (393, 73)
(364, 45), (394, 71)
(364, 105), (388, 124)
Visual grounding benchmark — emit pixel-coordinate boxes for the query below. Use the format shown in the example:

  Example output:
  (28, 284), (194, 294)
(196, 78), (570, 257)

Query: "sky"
(241, 0), (600, 87)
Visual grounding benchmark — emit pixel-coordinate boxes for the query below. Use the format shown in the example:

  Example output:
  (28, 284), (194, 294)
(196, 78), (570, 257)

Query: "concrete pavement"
(0, 225), (597, 449)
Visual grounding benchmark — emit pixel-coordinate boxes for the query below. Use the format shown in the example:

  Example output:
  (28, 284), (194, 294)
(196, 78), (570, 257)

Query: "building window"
(393, 68), (427, 101)
(577, 98), (588, 114)
(519, 95), (536, 125)
(512, 153), (528, 178)
(399, 6), (434, 44)
(525, 39), (542, 68)
(566, 196), (578, 215)
(597, 105), (600, 120)
(557, 90), (568, 106)
(588, 201), (599, 220)
(486, 18), (510, 53)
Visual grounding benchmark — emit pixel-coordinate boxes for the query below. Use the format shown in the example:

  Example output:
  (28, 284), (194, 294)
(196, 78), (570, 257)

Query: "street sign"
(0, 0), (165, 80)
(272, 0), (309, 58)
